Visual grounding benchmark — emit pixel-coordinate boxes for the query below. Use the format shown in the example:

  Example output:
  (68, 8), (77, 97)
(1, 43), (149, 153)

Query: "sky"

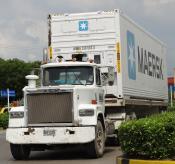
(0, 0), (174, 76)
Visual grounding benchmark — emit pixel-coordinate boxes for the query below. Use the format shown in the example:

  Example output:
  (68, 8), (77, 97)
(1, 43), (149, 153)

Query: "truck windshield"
(43, 66), (94, 86)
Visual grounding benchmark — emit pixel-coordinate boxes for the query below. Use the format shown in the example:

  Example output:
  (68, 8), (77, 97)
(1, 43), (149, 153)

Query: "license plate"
(43, 129), (56, 137)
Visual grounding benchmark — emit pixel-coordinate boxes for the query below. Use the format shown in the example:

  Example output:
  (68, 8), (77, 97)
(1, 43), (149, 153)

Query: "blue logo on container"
(79, 21), (88, 31)
(127, 30), (136, 80)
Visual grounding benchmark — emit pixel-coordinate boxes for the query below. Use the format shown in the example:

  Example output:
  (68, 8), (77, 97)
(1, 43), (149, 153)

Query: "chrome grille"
(27, 92), (73, 124)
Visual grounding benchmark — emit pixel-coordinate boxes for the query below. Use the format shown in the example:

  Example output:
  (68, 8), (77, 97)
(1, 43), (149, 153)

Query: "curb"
(117, 157), (175, 164)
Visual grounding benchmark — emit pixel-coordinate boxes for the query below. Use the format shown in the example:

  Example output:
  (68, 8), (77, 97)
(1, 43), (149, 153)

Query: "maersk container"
(48, 9), (168, 109)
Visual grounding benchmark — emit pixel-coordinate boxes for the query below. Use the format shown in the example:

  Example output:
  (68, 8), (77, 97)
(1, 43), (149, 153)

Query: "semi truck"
(6, 9), (168, 160)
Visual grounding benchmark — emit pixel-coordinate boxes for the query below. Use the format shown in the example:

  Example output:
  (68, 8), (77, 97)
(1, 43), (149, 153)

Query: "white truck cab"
(7, 60), (107, 159)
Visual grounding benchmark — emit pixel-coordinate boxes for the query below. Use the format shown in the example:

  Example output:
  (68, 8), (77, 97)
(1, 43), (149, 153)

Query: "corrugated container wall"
(48, 10), (168, 102)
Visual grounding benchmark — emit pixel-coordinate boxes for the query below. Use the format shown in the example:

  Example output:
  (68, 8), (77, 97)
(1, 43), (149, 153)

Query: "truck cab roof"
(41, 62), (100, 68)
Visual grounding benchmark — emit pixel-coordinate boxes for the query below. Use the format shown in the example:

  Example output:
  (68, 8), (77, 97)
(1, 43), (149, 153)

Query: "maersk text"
(138, 46), (163, 80)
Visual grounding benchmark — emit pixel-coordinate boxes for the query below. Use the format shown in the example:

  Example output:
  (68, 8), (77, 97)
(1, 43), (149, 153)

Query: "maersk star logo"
(127, 31), (136, 80)
(79, 21), (88, 31)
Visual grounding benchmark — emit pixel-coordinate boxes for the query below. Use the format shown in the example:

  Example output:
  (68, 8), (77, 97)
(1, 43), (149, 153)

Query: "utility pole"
(7, 88), (10, 112)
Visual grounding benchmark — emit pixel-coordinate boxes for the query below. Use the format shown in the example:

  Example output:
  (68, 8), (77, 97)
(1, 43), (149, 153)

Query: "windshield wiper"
(72, 72), (85, 85)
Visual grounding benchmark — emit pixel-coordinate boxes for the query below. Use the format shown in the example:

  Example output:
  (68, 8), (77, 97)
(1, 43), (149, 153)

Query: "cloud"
(0, 17), (45, 61)
(143, 0), (175, 19)
(25, 20), (47, 43)
(144, 0), (175, 6)
(0, 0), (174, 75)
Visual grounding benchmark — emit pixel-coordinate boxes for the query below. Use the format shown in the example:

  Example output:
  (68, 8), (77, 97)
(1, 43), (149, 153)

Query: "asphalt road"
(0, 130), (122, 164)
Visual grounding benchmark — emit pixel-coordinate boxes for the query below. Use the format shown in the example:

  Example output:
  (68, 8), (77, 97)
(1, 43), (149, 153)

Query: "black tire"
(87, 120), (105, 158)
(10, 143), (31, 160)
(106, 136), (119, 146)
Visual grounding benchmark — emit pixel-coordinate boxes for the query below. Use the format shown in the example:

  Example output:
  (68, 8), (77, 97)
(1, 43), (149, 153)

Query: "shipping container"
(48, 10), (168, 105)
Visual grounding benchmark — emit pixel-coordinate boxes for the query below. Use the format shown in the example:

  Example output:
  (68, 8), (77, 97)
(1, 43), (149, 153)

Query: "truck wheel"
(106, 136), (119, 146)
(87, 120), (105, 158)
(10, 143), (31, 160)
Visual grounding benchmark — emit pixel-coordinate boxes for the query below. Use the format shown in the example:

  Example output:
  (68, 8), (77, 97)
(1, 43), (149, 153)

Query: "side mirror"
(100, 67), (115, 86)
(108, 68), (115, 86)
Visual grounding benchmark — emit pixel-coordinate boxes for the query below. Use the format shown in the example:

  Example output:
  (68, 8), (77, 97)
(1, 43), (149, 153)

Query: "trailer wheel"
(87, 120), (105, 158)
(10, 143), (31, 160)
(106, 130), (120, 146)
(125, 112), (136, 121)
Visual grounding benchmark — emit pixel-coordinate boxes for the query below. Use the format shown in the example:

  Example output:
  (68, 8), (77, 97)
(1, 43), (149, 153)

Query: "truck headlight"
(10, 112), (24, 119)
(79, 109), (94, 116)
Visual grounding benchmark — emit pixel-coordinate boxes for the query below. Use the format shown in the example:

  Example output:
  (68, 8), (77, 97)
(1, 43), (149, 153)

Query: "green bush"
(118, 112), (175, 159)
(0, 113), (9, 129)
(168, 104), (175, 111)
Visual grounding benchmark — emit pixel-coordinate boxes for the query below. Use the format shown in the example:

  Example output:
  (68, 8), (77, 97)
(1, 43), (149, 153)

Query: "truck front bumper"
(6, 126), (95, 144)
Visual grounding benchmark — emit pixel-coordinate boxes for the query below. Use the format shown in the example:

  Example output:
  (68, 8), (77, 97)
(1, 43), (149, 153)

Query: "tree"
(0, 58), (41, 105)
